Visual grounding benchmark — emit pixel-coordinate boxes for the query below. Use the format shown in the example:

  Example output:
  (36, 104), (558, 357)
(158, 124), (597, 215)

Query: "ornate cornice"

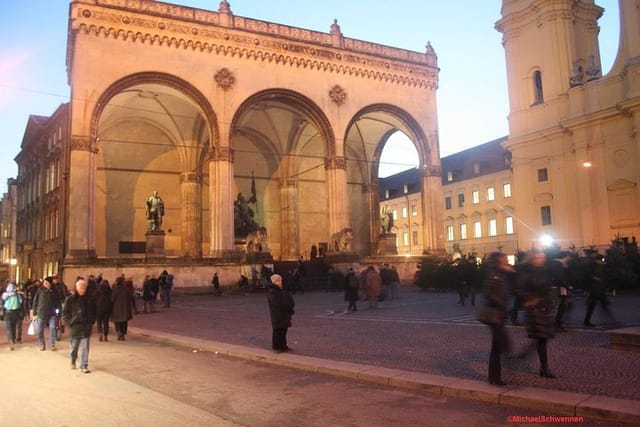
(70, 135), (97, 153)
(70, 2), (438, 90)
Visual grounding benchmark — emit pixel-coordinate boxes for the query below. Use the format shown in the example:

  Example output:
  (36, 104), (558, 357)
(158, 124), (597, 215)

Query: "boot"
(99, 335), (103, 342)
(103, 335), (108, 342)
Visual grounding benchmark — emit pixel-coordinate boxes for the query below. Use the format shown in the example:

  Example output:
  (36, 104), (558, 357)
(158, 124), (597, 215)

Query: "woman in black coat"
(517, 250), (556, 378)
(95, 279), (113, 341)
(111, 277), (134, 341)
(267, 274), (295, 352)
(344, 268), (360, 312)
(480, 252), (514, 386)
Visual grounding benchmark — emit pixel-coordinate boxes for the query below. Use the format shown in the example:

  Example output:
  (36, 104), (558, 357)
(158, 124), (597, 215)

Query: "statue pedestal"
(146, 230), (166, 258)
(378, 233), (398, 255)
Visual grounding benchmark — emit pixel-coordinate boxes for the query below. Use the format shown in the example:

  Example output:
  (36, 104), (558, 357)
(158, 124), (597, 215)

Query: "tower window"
(533, 70), (544, 105)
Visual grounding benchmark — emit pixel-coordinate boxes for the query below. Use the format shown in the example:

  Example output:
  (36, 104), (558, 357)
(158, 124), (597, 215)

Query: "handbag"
(27, 319), (37, 336)
(478, 306), (502, 326)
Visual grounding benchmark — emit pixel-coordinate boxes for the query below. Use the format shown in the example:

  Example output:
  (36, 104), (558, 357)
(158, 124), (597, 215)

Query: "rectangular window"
(460, 223), (467, 240)
(403, 232), (410, 246)
(503, 183), (512, 198)
(473, 163), (480, 174)
(472, 190), (480, 204)
(474, 221), (482, 239)
(384, 189), (390, 199)
(458, 193), (465, 208)
(488, 219), (497, 237)
(445, 196), (452, 210)
(505, 216), (514, 235)
(447, 171), (453, 182)
(446, 225), (454, 241)
(538, 168), (548, 182)
(412, 230), (419, 245)
(411, 204), (418, 217)
(392, 209), (398, 221)
(487, 187), (495, 201)
(402, 207), (408, 218)
(541, 205), (552, 225)
(403, 184), (409, 194)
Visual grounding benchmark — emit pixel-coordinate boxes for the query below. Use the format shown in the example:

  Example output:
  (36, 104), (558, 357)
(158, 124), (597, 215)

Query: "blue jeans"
(70, 336), (90, 368)
(37, 315), (57, 348)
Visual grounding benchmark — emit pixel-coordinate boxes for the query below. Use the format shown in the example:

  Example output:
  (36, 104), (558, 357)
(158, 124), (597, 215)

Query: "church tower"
(496, 1), (640, 250)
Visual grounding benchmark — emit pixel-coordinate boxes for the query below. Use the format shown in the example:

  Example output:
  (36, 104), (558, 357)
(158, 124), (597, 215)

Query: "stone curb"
(130, 327), (640, 425)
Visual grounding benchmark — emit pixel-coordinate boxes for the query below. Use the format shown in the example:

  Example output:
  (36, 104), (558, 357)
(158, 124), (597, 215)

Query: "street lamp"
(539, 234), (554, 248)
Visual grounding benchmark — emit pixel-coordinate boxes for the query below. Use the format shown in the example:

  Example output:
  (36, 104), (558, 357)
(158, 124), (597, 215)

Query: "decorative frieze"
(70, 136), (97, 153)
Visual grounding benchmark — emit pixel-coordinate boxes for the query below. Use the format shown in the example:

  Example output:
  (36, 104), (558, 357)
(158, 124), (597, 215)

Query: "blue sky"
(0, 1), (619, 188)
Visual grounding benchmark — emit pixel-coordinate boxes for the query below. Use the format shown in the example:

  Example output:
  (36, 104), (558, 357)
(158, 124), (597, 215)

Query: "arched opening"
(93, 75), (215, 258)
(378, 131), (419, 178)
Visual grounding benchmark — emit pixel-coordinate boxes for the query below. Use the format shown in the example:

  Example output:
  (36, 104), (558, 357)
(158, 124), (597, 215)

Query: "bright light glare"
(539, 234), (554, 248)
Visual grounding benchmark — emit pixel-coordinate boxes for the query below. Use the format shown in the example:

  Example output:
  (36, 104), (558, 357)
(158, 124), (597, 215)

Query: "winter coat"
(96, 283), (113, 316)
(62, 292), (97, 339)
(519, 265), (555, 339)
(480, 267), (512, 325)
(268, 285), (295, 329)
(345, 272), (360, 302)
(31, 286), (62, 319)
(365, 269), (382, 297)
(111, 283), (133, 323)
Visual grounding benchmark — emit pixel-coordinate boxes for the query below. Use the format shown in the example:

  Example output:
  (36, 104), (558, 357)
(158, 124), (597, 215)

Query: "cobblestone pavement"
(128, 288), (640, 401)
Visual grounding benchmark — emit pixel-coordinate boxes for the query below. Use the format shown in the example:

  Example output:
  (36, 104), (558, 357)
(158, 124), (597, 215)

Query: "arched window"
(533, 70), (544, 105)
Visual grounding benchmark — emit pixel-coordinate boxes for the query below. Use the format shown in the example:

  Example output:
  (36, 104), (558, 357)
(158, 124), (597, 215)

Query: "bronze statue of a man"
(146, 190), (164, 231)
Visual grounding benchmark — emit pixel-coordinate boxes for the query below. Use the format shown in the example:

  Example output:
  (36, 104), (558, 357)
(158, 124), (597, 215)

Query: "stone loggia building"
(13, 0), (444, 284)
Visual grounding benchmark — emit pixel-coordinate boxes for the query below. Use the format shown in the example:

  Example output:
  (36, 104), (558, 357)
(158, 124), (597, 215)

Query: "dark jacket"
(268, 285), (295, 329)
(481, 267), (512, 323)
(31, 286), (62, 319)
(96, 282), (113, 316)
(345, 272), (359, 302)
(62, 292), (97, 338)
(518, 264), (555, 339)
(111, 283), (134, 323)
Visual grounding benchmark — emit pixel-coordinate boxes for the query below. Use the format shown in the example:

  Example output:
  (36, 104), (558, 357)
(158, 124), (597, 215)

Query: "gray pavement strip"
(128, 326), (640, 425)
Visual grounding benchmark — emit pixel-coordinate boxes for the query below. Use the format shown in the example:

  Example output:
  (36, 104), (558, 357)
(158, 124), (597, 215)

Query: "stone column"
(420, 164), (445, 252)
(66, 136), (97, 259)
(208, 146), (234, 257)
(180, 171), (201, 257)
(279, 178), (298, 259)
(325, 156), (349, 241)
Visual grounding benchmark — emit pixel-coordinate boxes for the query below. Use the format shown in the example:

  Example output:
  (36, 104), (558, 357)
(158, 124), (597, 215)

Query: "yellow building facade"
(496, 0), (640, 251)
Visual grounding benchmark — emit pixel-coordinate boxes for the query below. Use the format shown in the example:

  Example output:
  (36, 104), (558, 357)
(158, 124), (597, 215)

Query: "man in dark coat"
(267, 274), (295, 352)
(62, 279), (97, 373)
(30, 277), (63, 351)
(111, 277), (134, 341)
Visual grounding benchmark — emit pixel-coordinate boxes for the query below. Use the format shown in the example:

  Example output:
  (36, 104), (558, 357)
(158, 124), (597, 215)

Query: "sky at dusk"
(0, 0), (620, 190)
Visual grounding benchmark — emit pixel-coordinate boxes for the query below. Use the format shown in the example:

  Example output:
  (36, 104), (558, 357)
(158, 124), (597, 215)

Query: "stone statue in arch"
(146, 190), (164, 231)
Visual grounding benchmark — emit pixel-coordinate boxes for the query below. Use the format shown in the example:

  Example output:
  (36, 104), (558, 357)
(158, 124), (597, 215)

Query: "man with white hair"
(62, 279), (97, 373)
(267, 274), (295, 352)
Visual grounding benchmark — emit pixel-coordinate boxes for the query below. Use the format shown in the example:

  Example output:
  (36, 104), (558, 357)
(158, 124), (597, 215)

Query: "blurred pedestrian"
(160, 270), (174, 308)
(583, 251), (616, 327)
(550, 252), (571, 332)
(96, 279), (112, 342)
(111, 276), (134, 341)
(365, 266), (382, 309)
(267, 274), (295, 352)
(211, 272), (221, 296)
(345, 268), (359, 312)
(478, 252), (513, 386)
(2, 282), (24, 350)
(30, 277), (62, 351)
(515, 250), (556, 378)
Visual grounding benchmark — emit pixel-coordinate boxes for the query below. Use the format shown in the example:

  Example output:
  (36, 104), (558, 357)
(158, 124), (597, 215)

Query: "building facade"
(12, 0), (446, 285)
(496, 0), (640, 251)
(379, 137), (518, 260)
(0, 179), (18, 282)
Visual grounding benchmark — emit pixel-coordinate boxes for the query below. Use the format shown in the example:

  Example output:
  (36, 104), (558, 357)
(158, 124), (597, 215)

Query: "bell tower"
(496, 0), (603, 133)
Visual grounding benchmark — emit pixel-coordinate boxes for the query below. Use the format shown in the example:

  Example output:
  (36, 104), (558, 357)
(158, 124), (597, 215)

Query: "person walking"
(2, 282), (24, 350)
(160, 270), (173, 308)
(550, 252), (571, 332)
(478, 252), (514, 386)
(211, 272), (221, 296)
(30, 277), (63, 351)
(15, 283), (28, 344)
(365, 266), (382, 309)
(111, 276), (134, 341)
(142, 275), (154, 314)
(583, 251), (616, 327)
(267, 274), (295, 353)
(95, 279), (112, 342)
(345, 268), (360, 312)
(62, 279), (97, 373)
(389, 265), (401, 300)
(516, 250), (556, 379)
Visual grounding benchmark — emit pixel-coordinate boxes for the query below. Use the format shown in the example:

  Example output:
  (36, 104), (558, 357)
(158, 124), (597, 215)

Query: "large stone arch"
(91, 72), (218, 258)
(344, 103), (431, 253)
(229, 89), (336, 259)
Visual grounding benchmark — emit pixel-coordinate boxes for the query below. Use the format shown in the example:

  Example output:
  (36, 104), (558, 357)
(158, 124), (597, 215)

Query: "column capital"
(180, 172), (199, 183)
(70, 135), (98, 153)
(325, 156), (346, 170)
(209, 146), (234, 162)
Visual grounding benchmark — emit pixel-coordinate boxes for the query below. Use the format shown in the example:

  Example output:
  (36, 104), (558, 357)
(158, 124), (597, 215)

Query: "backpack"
(4, 294), (21, 311)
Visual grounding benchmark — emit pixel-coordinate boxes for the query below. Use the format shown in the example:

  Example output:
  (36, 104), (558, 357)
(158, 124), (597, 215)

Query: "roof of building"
(440, 136), (509, 185)
(379, 167), (420, 200)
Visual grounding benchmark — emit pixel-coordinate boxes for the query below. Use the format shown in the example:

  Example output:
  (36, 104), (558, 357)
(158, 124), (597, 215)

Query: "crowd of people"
(478, 249), (618, 386)
(1, 270), (175, 373)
